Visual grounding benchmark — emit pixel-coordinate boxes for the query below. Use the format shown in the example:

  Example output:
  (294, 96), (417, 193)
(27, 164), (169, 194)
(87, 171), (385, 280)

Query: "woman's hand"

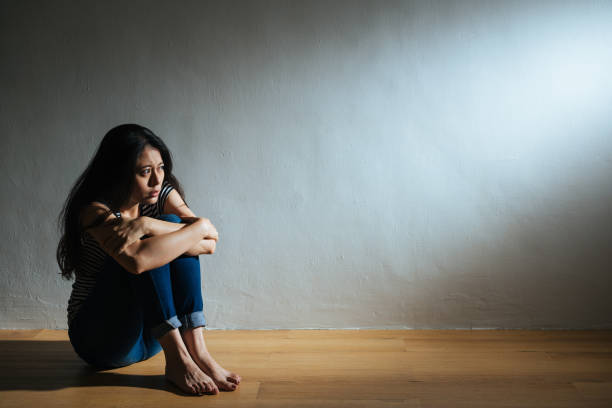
(105, 216), (150, 255)
(184, 238), (217, 256)
(180, 216), (219, 242)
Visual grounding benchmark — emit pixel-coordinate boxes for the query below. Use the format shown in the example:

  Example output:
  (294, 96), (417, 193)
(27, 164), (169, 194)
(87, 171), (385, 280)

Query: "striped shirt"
(67, 181), (174, 326)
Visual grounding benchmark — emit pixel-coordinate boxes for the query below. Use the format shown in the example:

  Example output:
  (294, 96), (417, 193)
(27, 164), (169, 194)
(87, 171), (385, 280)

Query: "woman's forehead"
(137, 146), (162, 166)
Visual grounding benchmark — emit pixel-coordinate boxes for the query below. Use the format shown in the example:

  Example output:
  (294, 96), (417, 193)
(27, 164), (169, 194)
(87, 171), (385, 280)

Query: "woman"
(56, 123), (241, 395)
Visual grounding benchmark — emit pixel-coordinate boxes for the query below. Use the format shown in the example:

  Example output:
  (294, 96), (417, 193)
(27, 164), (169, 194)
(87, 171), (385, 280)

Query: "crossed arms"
(82, 189), (219, 274)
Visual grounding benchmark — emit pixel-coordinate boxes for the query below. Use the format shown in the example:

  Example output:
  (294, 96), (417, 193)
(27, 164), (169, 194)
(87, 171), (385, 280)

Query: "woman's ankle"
(158, 328), (193, 362)
(181, 327), (213, 357)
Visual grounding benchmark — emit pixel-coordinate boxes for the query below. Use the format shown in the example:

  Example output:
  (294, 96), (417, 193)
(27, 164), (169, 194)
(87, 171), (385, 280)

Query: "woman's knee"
(157, 213), (182, 223)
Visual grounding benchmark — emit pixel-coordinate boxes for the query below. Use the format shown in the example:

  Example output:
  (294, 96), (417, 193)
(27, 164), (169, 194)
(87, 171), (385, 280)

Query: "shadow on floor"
(0, 340), (186, 395)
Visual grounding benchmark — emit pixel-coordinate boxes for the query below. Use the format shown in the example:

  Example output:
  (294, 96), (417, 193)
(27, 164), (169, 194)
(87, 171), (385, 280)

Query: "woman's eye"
(141, 166), (163, 176)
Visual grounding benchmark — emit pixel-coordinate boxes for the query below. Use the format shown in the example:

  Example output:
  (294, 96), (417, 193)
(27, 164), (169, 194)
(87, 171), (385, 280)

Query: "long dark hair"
(56, 124), (187, 280)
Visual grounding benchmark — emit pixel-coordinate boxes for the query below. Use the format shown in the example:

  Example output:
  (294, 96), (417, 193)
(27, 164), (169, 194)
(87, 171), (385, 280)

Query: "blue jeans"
(68, 213), (207, 370)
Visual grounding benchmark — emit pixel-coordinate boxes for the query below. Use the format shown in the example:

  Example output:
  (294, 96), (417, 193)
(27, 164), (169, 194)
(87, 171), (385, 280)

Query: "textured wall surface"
(1, 0), (611, 329)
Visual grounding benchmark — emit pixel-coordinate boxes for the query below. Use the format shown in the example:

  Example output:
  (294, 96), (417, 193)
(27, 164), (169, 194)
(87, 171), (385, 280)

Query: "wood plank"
(573, 381), (612, 407)
(0, 329), (42, 340)
(257, 380), (583, 407)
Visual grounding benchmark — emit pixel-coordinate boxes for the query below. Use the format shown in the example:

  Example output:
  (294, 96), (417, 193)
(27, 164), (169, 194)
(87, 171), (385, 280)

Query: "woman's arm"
(143, 217), (216, 256)
(150, 189), (220, 257)
(144, 217), (187, 236)
(133, 219), (208, 274)
(184, 238), (216, 256)
(82, 206), (207, 274)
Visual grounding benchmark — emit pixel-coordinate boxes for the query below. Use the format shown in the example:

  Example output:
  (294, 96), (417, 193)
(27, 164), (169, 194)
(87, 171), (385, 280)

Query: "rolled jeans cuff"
(151, 315), (182, 339)
(179, 311), (206, 331)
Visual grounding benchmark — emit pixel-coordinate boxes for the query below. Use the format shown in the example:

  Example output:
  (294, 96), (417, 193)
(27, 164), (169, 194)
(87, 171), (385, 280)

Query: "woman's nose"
(151, 168), (162, 185)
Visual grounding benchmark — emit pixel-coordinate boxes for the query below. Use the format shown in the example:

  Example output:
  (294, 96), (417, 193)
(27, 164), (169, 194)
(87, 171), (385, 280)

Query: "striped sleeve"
(156, 180), (174, 215)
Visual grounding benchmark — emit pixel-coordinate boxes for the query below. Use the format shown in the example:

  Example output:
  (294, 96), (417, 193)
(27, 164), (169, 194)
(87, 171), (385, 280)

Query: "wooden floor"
(1, 329), (611, 407)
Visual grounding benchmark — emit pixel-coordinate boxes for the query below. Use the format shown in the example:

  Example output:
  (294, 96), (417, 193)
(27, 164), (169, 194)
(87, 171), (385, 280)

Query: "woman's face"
(130, 144), (165, 205)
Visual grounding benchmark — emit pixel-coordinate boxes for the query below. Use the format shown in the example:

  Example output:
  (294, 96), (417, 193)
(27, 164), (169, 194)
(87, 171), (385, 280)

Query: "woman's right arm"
(81, 203), (206, 275)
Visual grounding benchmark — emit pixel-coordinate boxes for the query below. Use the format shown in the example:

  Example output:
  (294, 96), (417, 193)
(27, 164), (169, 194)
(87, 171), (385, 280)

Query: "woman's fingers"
(205, 227), (219, 241)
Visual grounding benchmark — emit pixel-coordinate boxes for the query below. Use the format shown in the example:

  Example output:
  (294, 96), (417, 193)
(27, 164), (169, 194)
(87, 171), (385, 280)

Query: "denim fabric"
(68, 213), (206, 370)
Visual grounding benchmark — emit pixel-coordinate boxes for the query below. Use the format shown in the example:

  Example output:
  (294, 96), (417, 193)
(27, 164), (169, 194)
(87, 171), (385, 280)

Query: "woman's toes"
(228, 373), (241, 384)
(220, 379), (237, 391)
(208, 382), (220, 394)
(200, 382), (210, 395)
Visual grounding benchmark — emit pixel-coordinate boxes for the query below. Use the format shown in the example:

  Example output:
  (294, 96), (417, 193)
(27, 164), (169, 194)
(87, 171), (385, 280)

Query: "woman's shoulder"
(79, 201), (118, 230)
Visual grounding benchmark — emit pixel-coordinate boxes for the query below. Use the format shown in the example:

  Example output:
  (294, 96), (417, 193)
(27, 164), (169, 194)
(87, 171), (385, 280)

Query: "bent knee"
(157, 213), (182, 223)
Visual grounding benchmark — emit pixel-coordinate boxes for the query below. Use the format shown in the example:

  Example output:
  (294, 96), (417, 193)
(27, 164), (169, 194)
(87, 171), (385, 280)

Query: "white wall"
(1, 0), (611, 329)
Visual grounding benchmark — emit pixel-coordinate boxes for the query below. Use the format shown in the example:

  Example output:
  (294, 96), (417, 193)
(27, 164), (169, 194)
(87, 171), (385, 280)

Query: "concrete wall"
(1, 0), (611, 329)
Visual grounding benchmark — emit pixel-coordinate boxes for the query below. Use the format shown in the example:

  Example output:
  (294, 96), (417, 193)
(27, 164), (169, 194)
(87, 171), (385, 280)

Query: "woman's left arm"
(145, 217), (187, 236)
(158, 189), (218, 256)
(143, 217), (216, 256)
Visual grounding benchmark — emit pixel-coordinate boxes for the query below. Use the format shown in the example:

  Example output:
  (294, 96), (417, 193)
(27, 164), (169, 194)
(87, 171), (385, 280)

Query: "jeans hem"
(151, 315), (182, 339)
(178, 311), (206, 331)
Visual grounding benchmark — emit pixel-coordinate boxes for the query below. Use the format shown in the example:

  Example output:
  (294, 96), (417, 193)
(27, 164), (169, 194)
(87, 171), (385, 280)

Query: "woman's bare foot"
(182, 327), (242, 391)
(158, 328), (219, 395)
(165, 355), (219, 395)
